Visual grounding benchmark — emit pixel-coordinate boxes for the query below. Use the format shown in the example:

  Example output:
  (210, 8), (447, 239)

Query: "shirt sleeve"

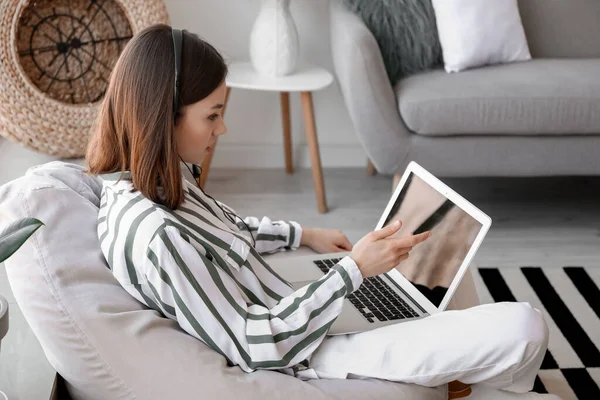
(214, 199), (303, 254)
(142, 225), (363, 373)
(239, 216), (303, 254)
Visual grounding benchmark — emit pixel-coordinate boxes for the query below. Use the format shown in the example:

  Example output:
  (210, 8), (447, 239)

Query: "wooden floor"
(0, 137), (599, 398)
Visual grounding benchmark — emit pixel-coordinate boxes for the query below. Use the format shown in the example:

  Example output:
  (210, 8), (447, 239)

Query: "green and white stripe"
(97, 173), (363, 375)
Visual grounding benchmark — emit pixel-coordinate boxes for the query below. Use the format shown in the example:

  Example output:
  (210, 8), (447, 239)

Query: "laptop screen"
(381, 172), (483, 308)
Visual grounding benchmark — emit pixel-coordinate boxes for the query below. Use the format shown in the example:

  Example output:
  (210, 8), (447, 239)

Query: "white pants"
(308, 301), (549, 393)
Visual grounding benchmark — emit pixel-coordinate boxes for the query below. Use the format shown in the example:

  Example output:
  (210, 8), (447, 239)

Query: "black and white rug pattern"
(473, 266), (600, 400)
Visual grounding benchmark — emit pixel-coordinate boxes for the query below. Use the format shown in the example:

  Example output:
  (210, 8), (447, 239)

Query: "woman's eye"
(209, 113), (220, 121)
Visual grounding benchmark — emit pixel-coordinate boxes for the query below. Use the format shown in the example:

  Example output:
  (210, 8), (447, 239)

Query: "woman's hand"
(300, 227), (353, 254)
(350, 220), (431, 279)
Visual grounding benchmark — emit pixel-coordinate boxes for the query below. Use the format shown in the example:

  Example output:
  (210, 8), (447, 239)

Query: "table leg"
(300, 91), (328, 213)
(367, 158), (377, 176)
(280, 92), (293, 174)
(200, 86), (231, 188)
(392, 172), (402, 192)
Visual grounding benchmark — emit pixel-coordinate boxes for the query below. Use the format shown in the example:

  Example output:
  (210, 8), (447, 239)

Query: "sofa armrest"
(329, 0), (412, 174)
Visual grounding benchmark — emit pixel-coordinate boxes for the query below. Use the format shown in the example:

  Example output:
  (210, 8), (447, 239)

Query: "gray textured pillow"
(342, 0), (443, 86)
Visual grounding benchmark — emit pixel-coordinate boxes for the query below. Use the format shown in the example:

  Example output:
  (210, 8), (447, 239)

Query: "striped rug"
(473, 266), (600, 400)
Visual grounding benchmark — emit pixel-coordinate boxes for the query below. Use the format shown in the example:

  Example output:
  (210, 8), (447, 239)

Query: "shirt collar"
(99, 171), (132, 181)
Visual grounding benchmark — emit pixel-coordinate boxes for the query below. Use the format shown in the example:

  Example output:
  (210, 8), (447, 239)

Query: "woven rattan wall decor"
(0, 0), (169, 158)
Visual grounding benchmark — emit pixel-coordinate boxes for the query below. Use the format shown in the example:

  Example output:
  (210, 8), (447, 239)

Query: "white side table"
(200, 61), (334, 213)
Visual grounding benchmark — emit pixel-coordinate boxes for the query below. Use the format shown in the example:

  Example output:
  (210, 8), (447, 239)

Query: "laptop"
(269, 161), (492, 335)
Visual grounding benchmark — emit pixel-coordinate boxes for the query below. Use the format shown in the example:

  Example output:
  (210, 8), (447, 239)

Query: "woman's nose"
(216, 121), (227, 136)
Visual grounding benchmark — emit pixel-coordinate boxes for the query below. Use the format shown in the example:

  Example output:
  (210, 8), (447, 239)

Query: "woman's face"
(175, 80), (228, 165)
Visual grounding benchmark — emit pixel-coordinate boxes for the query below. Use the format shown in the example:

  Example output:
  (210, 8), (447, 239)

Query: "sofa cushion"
(0, 161), (446, 400)
(397, 59), (600, 136)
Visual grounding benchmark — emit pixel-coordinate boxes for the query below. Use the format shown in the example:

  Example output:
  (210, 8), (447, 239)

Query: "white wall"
(165, 0), (368, 169)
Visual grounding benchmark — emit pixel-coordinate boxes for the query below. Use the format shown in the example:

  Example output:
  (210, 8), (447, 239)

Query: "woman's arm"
(143, 225), (363, 373)
(216, 201), (352, 254)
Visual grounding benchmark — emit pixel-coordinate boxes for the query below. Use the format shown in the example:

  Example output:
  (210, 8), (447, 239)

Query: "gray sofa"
(330, 0), (600, 177)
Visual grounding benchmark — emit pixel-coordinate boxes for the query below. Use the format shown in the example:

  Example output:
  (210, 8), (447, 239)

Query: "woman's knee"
(501, 302), (549, 351)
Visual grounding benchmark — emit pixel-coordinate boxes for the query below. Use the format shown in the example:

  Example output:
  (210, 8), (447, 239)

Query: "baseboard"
(0, 137), (370, 172)
(208, 143), (369, 168)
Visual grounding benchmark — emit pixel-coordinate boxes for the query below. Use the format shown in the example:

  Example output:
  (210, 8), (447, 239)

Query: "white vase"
(249, 0), (299, 77)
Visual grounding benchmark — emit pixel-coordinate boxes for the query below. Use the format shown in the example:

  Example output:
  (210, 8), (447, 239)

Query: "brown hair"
(85, 24), (228, 209)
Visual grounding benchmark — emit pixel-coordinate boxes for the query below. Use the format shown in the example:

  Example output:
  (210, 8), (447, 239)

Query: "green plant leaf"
(0, 218), (44, 263)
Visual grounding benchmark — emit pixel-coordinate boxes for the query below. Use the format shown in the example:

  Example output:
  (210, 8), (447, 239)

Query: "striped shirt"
(97, 171), (364, 377)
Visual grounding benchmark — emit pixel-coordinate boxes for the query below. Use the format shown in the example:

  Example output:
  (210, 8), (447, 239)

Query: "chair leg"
(200, 86), (231, 188)
(367, 159), (376, 176)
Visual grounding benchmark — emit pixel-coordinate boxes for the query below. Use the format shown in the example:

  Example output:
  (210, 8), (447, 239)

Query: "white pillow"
(432, 0), (531, 72)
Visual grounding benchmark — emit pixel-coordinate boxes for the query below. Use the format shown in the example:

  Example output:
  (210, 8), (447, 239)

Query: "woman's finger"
(338, 236), (353, 251)
(397, 252), (410, 263)
(329, 246), (341, 253)
(413, 231), (432, 244)
(394, 245), (413, 256)
(333, 243), (348, 252)
(392, 231), (431, 248)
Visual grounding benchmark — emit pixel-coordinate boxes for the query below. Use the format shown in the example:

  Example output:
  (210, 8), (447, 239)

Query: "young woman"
(86, 24), (549, 395)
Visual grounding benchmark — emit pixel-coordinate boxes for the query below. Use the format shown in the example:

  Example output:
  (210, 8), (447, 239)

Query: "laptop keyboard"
(314, 258), (419, 323)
